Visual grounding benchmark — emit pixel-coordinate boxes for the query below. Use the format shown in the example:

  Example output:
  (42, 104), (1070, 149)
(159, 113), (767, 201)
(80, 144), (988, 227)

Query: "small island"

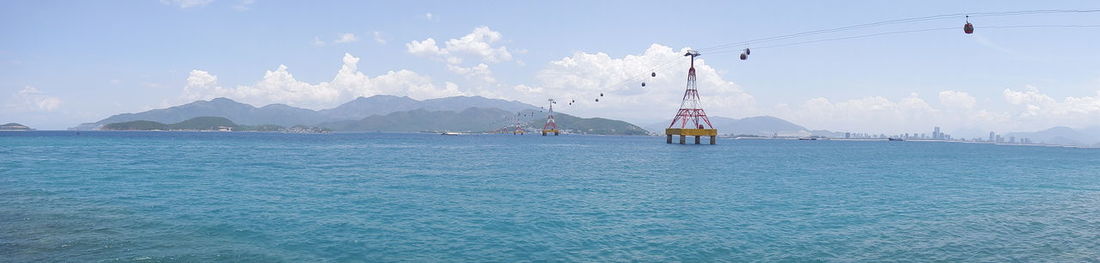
(0, 123), (33, 131)
(102, 116), (329, 133)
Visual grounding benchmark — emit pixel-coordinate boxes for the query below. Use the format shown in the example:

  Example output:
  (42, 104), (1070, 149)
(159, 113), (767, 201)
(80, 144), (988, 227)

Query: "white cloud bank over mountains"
(175, 25), (1100, 133)
(182, 53), (463, 109)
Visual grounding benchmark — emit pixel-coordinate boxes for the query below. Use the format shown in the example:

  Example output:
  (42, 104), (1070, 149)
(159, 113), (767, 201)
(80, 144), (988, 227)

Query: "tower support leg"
(695, 136), (701, 144)
(667, 134), (672, 144)
(679, 135), (686, 144)
(710, 136), (717, 145)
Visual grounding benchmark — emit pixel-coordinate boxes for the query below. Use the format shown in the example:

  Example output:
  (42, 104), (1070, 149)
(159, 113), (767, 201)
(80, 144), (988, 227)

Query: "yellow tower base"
(666, 128), (717, 144)
(541, 129), (559, 136)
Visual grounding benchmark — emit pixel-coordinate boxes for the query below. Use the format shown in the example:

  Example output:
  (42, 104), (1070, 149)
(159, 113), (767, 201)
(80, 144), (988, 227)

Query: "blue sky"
(3, 0), (1100, 136)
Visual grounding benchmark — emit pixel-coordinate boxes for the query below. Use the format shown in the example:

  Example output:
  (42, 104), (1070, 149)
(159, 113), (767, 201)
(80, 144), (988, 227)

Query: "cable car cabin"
(641, 82), (646, 87)
(740, 53), (748, 60)
(963, 22), (974, 34)
(651, 72), (656, 77)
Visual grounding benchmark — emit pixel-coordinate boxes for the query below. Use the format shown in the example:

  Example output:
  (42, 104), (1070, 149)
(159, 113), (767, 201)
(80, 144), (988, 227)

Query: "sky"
(2, 0), (1100, 137)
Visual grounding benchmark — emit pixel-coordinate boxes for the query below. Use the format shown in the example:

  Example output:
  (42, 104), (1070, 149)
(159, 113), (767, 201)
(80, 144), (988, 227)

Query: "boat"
(888, 138), (905, 141)
(441, 132), (462, 136)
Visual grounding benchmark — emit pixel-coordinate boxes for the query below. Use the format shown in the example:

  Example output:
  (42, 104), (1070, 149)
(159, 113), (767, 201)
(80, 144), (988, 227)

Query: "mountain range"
(74, 96), (645, 135)
(74, 95), (536, 129)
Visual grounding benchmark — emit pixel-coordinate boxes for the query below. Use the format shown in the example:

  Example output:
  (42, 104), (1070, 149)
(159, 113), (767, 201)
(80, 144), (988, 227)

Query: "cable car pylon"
(542, 99), (559, 136)
(512, 113), (525, 135)
(666, 50), (717, 145)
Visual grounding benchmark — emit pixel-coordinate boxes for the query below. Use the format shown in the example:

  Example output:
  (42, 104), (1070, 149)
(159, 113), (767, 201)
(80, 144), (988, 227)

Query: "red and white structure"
(542, 99), (559, 136)
(666, 50), (718, 144)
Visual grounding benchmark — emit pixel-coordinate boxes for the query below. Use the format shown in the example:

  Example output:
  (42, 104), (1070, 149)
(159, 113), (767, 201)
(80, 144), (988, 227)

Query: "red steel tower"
(666, 50), (718, 144)
(542, 99), (559, 136)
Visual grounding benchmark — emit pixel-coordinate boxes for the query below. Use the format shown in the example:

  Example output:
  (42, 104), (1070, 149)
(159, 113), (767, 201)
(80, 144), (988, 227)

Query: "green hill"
(103, 117), (235, 131)
(320, 107), (517, 132)
(0, 123), (33, 131)
(319, 107), (649, 135)
(103, 117), (329, 133)
(169, 116), (237, 130)
(103, 120), (170, 130)
(526, 111), (648, 135)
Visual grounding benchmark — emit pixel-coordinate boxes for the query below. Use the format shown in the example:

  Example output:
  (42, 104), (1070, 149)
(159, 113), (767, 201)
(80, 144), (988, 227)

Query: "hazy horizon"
(3, 1), (1100, 135)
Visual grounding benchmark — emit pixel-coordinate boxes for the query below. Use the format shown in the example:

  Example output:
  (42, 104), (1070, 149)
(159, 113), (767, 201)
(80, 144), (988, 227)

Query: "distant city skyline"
(3, 1), (1100, 135)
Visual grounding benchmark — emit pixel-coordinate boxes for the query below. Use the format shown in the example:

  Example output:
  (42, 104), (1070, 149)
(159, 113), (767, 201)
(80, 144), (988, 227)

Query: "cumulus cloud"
(406, 27), (513, 64)
(161, 0), (214, 8)
(407, 26), (514, 85)
(6, 86), (62, 112)
(446, 63), (496, 83)
(1002, 86), (1100, 127)
(938, 90), (976, 109)
(407, 38), (443, 57)
(182, 53), (465, 109)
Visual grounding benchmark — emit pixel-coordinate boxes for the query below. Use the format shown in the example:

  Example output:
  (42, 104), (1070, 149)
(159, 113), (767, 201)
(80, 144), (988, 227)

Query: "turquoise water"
(3, 131), (1100, 262)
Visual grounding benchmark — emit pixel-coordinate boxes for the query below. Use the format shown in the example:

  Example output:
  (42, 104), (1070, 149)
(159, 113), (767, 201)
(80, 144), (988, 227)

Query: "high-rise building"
(989, 131), (996, 142)
(933, 126), (942, 140)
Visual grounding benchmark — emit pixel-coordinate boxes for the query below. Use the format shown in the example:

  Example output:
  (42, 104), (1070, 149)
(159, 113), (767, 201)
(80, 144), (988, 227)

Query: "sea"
(2, 131), (1100, 262)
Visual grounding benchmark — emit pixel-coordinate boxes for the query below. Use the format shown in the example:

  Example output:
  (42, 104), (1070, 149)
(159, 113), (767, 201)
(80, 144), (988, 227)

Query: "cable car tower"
(512, 113), (525, 135)
(666, 50), (717, 144)
(542, 99), (559, 136)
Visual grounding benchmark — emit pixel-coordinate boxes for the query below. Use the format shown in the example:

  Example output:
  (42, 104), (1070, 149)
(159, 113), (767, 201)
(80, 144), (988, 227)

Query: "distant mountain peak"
(209, 97), (236, 102)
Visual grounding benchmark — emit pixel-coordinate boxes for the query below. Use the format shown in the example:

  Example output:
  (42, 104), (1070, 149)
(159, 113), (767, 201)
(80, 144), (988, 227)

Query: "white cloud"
(312, 33), (361, 46)
(775, 94), (948, 133)
(406, 26), (513, 64)
(407, 26), (515, 88)
(938, 90), (976, 109)
(161, 0), (214, 8)
(334, 33), (358, 44)
(424, 12), (435, 21)
(446, 63), (496, 83)
(443, 27), (512, 63)
(406, 38), (442, 56)
(372, 31), (386, 44)
(181, 53), (466, 109)
(6, 86), (62, 112)
(1002, 86), (1100, 127)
